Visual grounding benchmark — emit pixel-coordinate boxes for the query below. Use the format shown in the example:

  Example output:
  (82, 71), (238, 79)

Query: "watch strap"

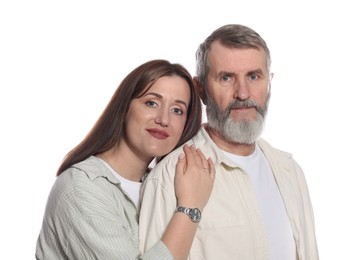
(176, 206), (201, 223)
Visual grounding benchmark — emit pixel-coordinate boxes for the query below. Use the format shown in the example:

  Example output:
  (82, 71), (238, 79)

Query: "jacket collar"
(192, 125), (293, 173)
(71, 156), (121, 185)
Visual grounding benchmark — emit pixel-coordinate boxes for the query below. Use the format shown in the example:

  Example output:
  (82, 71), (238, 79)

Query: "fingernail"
(178, 153), (185, 159)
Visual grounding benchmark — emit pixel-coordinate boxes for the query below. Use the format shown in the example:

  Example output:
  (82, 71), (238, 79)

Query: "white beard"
(206, 93), (270, 145)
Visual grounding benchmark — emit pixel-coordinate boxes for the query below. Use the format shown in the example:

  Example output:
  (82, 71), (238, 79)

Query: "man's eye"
(219, 75), (234, 87)
(221, 75), (231, 81)
(249, 74), (258, 80)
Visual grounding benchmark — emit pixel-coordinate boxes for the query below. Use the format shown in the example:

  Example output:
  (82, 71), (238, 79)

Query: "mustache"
(228, 99), (259, 110)
(226, 99), (265, 117)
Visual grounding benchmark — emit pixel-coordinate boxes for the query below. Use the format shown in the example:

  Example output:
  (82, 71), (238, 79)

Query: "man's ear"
(269, 72), (274, 92)
(193, 76), (207, 105)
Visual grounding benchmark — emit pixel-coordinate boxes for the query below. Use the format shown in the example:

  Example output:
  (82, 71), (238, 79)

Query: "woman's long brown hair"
(56, 59), (202, 176)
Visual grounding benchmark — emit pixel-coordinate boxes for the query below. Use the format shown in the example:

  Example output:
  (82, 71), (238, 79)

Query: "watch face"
(189, 208), (201, 223)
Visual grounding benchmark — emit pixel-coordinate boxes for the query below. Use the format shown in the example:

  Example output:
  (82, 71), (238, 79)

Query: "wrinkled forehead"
(207, 42), (268, 75)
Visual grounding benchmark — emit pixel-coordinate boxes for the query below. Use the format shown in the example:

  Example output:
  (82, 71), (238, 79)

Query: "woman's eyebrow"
(144, 92), (188, 108)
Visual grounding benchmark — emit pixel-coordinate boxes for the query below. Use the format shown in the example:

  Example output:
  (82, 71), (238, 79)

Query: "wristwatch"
(176, 206), (202, 223)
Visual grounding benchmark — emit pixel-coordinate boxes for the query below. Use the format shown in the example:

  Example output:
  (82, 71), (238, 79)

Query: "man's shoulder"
(257, 138), (302, 172)
(258, 138), (293, 158)
(147, 130), (207, 179)
(149, 139), (193, 177)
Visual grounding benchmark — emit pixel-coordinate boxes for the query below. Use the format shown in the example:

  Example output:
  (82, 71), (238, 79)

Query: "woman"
(36, 59), (215, 259)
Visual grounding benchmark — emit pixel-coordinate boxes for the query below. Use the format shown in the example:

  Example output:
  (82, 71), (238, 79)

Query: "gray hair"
(195, 24), (271, 89)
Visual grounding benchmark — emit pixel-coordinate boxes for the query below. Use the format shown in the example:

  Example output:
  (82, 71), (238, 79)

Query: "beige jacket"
(139, 126), (319, 260)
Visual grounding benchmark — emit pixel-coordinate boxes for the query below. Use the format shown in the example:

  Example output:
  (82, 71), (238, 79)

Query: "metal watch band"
(176, 206), (201, 223)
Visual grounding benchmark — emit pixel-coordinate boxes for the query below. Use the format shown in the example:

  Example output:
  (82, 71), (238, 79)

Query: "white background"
(1, 0), (350, 259)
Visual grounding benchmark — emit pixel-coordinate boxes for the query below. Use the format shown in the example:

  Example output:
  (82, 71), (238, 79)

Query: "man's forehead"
(208, 48), (266, 73)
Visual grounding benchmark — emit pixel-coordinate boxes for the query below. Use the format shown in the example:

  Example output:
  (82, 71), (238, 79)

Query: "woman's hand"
(175, 144), (215, 211)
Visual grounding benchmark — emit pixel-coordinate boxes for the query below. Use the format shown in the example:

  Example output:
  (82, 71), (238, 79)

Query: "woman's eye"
(171, 107), (184, 115)
(145, 100), (158, 107)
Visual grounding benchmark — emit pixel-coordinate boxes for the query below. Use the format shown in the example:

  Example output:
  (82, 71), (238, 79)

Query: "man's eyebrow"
(247, 68), (264, 75)
(218, 70), (235, 76)
(217, 68), (265, 76)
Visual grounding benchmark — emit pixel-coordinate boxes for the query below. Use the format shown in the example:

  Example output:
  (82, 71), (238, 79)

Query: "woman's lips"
(147, 128), (169, 140)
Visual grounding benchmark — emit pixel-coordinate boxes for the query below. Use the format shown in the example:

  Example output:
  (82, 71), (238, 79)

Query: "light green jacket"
(36, 156), (172, 260)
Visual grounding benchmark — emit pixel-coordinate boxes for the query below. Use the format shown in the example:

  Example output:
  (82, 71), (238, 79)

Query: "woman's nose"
(155, 109), (169, 127)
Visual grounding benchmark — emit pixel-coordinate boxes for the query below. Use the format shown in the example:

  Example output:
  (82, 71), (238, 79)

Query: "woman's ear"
(193, 77), (207, 105)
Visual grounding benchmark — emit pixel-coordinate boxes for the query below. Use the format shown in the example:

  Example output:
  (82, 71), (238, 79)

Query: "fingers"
(195, 147), (209, 170)
(174, 144), (216, 211)
(175, 152), (186, 176)
(181, 144), (199, 168)
(194, 146), (214, 176)
(175, 144), (199, 176)
(178, 144), (214, 175)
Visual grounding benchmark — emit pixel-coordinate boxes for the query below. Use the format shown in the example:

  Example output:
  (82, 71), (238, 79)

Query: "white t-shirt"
(223, 145), (296, 260)
(99, 159), (142, 207)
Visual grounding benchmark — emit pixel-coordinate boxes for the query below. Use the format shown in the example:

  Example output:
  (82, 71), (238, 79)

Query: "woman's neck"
(99, 141), (152, 182)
